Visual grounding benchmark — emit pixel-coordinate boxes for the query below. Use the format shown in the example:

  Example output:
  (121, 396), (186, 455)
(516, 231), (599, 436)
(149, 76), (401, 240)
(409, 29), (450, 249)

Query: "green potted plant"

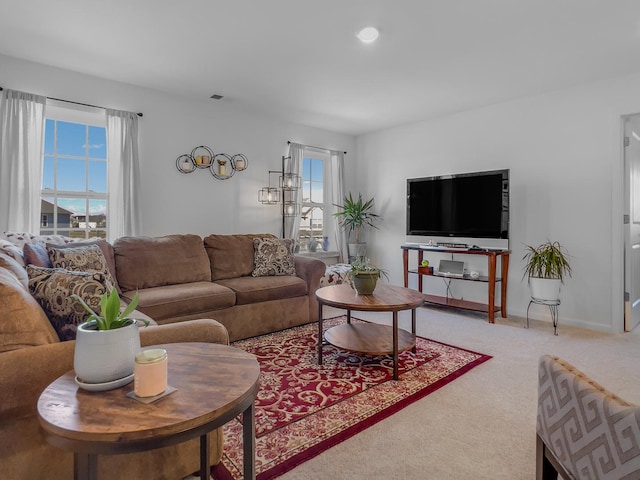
(522, 241), (572, 302)
(72, 289), (148, 388)
(348, 257), (389, 295)
(334, 192), (380, 261)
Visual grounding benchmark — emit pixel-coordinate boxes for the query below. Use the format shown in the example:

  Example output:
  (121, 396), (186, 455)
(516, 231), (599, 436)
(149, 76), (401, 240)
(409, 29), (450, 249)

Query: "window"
(41, 104), (107, 239)
(298, 150), (334, 251)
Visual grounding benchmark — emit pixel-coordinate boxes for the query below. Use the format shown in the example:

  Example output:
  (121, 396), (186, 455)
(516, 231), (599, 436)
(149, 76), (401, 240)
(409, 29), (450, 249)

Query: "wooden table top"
(37, 342), (260, 452)
(316, 284), (424, 312)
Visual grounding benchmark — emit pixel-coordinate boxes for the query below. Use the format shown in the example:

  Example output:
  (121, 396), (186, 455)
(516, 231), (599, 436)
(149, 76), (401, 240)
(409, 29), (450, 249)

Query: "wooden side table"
(316, 284), (425, 380)
(37, 342), (260, 480)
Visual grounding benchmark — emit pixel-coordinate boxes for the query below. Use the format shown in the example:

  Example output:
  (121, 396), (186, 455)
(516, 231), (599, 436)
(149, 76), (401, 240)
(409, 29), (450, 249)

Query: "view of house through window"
(298, 151), (334, 251)
(41, 105), (107, 239)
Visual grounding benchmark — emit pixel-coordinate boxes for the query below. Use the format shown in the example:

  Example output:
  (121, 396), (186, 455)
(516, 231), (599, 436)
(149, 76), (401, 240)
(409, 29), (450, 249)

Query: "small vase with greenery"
(72, 289), (148, 387)
(334, 192), (380, 260)
(522, 241), (572, 301)
(348, 257), (389, 295)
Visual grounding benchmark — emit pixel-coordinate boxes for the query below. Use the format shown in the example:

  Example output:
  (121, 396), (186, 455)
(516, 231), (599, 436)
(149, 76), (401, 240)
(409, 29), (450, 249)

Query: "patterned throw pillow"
(47, 244), (117, 290)
(27, 265), (111, 341)
(252, 238), (296, 277)
(2, 231), (74, 248)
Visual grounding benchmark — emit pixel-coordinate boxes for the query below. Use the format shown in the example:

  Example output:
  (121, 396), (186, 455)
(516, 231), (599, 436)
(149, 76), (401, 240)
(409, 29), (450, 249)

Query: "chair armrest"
(537, 355), (640, 478)
(140, 319), (229, 347)
(0, 342), (74, 421)
(294, 255), (326, 322)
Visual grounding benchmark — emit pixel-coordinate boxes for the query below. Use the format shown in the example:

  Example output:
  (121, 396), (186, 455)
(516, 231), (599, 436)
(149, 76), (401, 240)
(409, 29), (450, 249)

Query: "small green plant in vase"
(72, 289), (148, 388)
(348, 257), (389, 295)
(72, 289), (147, 330)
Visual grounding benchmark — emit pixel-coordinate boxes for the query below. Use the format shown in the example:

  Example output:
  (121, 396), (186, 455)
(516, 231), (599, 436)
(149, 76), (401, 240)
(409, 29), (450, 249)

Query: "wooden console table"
(401, 244), (510, 322)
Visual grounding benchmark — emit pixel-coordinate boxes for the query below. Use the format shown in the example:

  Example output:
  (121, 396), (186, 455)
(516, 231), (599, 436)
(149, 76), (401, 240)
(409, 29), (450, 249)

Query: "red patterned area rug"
(212, 316), (491, 480)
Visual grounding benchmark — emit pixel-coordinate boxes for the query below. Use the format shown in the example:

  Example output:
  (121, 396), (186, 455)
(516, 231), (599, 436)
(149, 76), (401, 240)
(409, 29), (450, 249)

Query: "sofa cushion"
(47, 239), (120, 293)
(215, 275), (307, 305)
(114, 234), (211, 291)
(252, 237), (295, 277)
(121, 282), (235, 321)
(0, 266), (59, 351)
(204, 233), (276, 280)
(23, 243), (52, 268)
(27, 265), (111, 342)
(47, 243), (117, 292)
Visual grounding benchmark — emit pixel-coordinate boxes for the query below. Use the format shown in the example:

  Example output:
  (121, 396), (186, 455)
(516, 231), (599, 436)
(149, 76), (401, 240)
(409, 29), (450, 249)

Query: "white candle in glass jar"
(134, 348), (168, 397)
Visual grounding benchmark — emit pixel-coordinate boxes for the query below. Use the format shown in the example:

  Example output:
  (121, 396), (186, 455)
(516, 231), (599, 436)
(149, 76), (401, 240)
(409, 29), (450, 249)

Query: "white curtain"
(284, 143), (303, 240)
(330, 150), (348, 263)
(0, 89), (46, 234)
(106, 109), (141, 241)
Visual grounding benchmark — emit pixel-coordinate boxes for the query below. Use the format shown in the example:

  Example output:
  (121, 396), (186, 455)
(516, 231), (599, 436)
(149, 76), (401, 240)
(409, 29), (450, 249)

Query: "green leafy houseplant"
(348, 257), (389, 295)
(72, 289), (148, 330)
(522, 241), (572, 282)
(333, 192), (380, 244)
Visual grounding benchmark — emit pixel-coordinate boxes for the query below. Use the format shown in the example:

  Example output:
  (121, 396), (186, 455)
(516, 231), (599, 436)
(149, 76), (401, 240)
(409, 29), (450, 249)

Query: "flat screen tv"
(406, 169), (509, 240)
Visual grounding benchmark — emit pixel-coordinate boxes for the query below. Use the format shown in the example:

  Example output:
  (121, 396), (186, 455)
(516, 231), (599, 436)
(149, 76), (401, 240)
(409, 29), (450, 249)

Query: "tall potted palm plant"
(334, 192), (380, 261)
(522, 241), (572, 302)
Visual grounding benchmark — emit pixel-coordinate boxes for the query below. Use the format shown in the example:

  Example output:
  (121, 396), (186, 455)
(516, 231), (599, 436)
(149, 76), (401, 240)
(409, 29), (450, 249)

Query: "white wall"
(356, 72), (640, 333)
(0, 54), (355, 238)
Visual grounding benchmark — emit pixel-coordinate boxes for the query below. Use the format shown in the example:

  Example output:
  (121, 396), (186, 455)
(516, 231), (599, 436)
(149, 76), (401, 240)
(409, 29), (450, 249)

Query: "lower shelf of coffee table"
(324, 323), (416, 356)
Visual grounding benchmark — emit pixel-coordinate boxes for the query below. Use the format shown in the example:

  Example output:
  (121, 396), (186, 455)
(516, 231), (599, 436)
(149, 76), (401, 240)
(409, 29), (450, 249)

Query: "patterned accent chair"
(537, 355), (640, 480)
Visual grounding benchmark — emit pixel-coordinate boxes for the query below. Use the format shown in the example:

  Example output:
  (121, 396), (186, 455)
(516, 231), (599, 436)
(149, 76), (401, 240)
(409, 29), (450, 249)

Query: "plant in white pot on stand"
(72, 289), (148, 390)
(522, 241), (572, 302)
(334, 192), (380, 262)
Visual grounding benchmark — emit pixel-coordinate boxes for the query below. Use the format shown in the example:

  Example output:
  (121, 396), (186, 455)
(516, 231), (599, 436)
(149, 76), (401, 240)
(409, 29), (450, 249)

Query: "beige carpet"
(269, 305), (640, 480)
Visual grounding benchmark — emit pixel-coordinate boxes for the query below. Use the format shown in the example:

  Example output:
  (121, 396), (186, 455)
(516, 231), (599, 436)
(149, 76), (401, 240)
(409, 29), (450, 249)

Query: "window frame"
(298, 149), (336, 253)
(41, 102), (108, 240)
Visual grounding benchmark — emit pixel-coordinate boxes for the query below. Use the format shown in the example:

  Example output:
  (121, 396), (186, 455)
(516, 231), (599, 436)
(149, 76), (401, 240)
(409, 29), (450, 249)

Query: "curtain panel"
(330, 150), (348, 263)
(284, 143), (303, 240)
(0, 89), (45, 234)
(106, 109), (141, 241)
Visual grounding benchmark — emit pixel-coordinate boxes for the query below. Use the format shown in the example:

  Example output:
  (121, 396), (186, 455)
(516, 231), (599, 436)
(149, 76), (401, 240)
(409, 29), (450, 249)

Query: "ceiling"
(2, 0), (640, 136)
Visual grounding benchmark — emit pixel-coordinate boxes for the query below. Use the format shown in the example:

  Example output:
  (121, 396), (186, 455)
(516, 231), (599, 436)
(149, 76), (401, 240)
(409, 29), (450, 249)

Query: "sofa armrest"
(294, 255), (326, 322)
(0, 341), (74, 421)
(140, 318), (229, 347)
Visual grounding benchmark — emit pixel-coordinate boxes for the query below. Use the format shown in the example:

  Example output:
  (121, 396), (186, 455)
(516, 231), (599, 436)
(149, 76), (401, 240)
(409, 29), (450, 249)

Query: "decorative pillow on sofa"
(252, 237), (296, 277)
(47, 243), (118, 293)
(26, 265), (111, 341)
(23, 243), (53, 268)
(48, 239), (120, 293)
(2, 231), (74, 248)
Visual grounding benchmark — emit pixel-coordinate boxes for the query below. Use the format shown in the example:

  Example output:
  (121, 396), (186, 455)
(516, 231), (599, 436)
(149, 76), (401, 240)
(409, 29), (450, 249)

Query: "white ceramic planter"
(529, 277), (561, 302)
(74, 320), (141, 384)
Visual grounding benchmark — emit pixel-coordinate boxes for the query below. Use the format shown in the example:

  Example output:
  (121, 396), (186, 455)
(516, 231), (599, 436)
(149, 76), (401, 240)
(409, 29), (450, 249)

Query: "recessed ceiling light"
(357, 27), (379, 43)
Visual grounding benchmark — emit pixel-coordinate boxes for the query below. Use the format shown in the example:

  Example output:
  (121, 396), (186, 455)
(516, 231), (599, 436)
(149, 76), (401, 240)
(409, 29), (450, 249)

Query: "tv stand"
(401, 244), (510, 322)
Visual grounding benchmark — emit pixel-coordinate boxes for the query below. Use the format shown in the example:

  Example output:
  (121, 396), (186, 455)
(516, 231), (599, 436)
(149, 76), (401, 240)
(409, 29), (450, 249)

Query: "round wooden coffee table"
(316, 284), (425, 380)
(37, 342), (260, 480)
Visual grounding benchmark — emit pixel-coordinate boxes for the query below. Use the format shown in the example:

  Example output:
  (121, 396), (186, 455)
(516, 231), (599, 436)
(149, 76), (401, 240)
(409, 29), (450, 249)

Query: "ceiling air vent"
(210, 94), (224, 100)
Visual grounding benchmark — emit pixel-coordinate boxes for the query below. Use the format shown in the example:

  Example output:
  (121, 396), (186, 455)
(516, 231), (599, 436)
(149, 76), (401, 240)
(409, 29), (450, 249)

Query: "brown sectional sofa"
(0, 250), (229, 479)
(0, 232), (326, 478)
(114, 233), (326, 341)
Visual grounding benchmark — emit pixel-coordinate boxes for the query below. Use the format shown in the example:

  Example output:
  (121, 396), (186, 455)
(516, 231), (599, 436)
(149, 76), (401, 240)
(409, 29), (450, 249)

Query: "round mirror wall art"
(175, 145), (248, 180)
